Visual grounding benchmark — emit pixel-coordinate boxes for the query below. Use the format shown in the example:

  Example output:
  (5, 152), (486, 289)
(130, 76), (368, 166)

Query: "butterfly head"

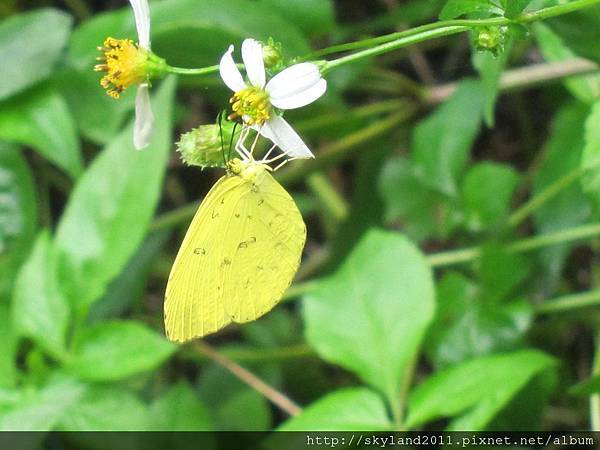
(227, 158), (269, 183)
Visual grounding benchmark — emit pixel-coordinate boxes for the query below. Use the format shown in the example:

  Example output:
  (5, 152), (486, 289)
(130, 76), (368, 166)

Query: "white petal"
(134, 84), (154, 150)
(260, 116), (314, 159)
(219, 45), (246, 92)
(266, 63), (323, 103)
(270, 78), (327, 110)
(241, 39), (266, 88)
(128, 0), (151, 49)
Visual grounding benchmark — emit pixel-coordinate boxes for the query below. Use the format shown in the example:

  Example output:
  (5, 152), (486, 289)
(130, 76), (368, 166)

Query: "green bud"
(176, 119), (237, 169)
(262, 38), (283, 69)
(474, 26), (507, 57)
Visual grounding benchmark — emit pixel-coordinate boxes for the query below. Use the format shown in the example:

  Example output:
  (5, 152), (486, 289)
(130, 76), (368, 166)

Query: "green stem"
(165, 64), (221, 76)
(150, 202), (198, 231)
(306, 173), (349, 223)
(282, 280), (318, 301)
(507, 167), (583, 228)
(319, 0), (600, 72)
(591, 333), (600, 430)
(278, 109), (415, 187)
(535, 289), (600, 315)
(322, 26), (468, 74)
(62, 0), (91, 20)
(395, 354), (417, 430)
(427, 223), (600, 267)
(282, 224), (600, 301)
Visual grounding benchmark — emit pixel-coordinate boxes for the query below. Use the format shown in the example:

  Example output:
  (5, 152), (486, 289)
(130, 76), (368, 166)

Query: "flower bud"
(176, 119), (238, 169)
(473, 26), (507, 57)
(262, 38), (283, 70)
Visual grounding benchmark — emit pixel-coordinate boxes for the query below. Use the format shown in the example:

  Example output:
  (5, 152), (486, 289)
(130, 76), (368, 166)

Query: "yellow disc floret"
(229, 86), (271, 126)
(95, 37), (150, 99)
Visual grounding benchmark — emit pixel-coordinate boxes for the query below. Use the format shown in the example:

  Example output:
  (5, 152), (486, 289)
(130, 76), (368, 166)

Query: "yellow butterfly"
(164, 131), (306, 342)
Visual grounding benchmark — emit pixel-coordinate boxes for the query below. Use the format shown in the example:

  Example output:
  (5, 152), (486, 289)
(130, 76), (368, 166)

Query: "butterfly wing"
(221, 169), (307, 323)
(164, 173), (247, 342)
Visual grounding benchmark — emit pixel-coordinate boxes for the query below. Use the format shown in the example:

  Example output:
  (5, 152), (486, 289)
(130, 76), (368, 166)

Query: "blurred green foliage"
(1, 0), (600, 440)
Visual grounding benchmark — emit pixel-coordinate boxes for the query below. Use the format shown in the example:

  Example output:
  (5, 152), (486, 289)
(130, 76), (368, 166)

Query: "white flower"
(129, 0), (153, 150)
(219, 38), (327, 159)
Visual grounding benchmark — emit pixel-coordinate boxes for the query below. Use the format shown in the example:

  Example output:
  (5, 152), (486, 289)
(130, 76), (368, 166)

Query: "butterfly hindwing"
(164, 174), (245, 342)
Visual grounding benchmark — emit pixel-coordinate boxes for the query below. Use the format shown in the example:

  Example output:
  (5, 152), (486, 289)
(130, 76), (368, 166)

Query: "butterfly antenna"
(217, 111), (227, 167)
(228, 121), (239, 162)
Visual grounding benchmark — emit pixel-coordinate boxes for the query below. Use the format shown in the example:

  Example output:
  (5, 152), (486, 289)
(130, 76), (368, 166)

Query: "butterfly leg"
(235, 127), (252, 160)
(249, 126), (262, 157)
(262, 144), (278, 162)
(272, 156), (299, 171)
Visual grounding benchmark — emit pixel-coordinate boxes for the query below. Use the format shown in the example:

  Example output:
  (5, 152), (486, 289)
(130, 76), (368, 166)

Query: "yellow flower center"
(95, 37), (148, 99)
(229, 86), (271, 126)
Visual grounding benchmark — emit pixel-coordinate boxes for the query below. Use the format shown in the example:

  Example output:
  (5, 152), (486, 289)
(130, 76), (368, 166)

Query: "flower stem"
(320, 0), (600, 73)
(165, 64), (221, 76)
(322, 26), (468, 74)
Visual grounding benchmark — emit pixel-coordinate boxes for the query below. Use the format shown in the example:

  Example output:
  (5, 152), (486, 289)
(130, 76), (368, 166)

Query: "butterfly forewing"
(221, 169), (306, 323)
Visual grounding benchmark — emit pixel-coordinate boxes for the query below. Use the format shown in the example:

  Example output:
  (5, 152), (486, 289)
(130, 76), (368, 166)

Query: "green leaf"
(12, 232), (70, 359)
(256, 0), (335, 37)
(0, 86), (82, 177)
(89, 231), (170, 323)
(570, 374), (600, 396)
(0, 374), (84, 431)
(66, 320), (175, 382)
(405, 350), (556, 430)
(439, 0), (502, 20)
(198, 360), (274, 430)
(151, 383), (213, 431)
(379, 157), (461, 242)
(472, 38), (512, 126)
(477, 244), (531, 303)
(0, 304), (17, 388)
(534, 24), (600, 105)
(0, 9), (72, 99)
(461, 162), (519, 232)
(54, 78), (176, 316)
(277, 388), (391, 431)
(425, 272), (532, 368)
(546, 4), (600, 64)
(412, 80), (485, 196)
(0, 143), (37, 297)
(533, 102), (592, 292)
(303, 229), (435, 404)
(68, 0), (309, 70)
(54, 69), (136, 145)
(502, 0), (533, 18)
(58, 384), (150, 430)
(490, 369), (556, 430)
(581, 101), (600, 212)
